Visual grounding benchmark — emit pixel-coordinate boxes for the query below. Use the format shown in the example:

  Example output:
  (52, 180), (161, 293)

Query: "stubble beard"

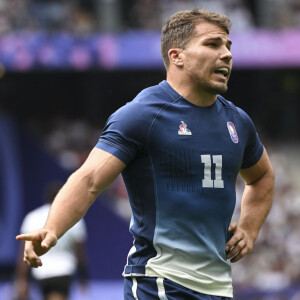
(187, 66), (230, 95)
(203, 81), (228, 95)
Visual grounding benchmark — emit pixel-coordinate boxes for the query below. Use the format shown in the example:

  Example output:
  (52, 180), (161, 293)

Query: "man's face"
(181, 22), (233, 95)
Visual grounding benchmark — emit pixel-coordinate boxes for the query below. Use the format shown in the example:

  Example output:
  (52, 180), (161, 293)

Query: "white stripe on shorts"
(132, 278), (139, 300)
(156, 278), (168, 300)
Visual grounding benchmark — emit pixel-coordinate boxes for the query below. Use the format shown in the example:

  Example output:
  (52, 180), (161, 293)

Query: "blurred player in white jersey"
(15, 182), (88, 300)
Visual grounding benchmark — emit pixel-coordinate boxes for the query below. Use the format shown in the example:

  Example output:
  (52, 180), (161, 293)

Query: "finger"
(16, 233), (37, 242)
(41, 236), (56, 249)
(226, 229), (245, 251)
(226, 239), (246, 260)
(24, 255), (42, 268)
(24, 248), (42, 268)
(229, 247), (248, 263)
(225, 222), (238, 251)
(228, 222), (237, 232)
(225, 234), (241, 252)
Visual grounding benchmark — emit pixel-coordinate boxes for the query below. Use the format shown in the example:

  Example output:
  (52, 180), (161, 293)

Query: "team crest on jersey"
(227, 121), (238, 143)
(178, 121), (192, 135)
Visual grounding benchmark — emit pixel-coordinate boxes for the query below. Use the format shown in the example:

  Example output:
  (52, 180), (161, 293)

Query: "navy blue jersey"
(96, 80), (263, 298)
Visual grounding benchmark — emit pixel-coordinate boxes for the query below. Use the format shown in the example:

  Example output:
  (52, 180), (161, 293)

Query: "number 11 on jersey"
(201, 154), (224, 188)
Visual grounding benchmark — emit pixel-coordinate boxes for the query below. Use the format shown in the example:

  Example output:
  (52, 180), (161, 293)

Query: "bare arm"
(43, 147), (126, 238)
(16, 147), (126, 267)
(226, 148), (275, 262)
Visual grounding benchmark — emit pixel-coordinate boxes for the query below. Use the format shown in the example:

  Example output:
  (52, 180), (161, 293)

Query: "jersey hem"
(144, 266), (233, 298)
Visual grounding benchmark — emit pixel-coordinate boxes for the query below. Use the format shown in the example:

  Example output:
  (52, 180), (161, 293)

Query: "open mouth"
(214, 67), (229, 78)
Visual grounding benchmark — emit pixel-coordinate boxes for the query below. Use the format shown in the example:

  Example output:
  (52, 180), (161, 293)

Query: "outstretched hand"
(16, 229), (57, 268)
(225, 222), (255, 263)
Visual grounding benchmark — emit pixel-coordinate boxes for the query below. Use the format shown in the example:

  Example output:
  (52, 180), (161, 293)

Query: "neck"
(166, 74), (217, 107)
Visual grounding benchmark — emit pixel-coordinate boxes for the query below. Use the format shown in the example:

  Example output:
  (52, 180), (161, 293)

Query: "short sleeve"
(96, 102), (152, 165)
(238, 108), (264, 169)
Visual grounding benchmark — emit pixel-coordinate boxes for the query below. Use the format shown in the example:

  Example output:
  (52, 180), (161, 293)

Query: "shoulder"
(217, 94), (239, 112)
(135, 83), (170, 102)
(107, 82), (175, 126)
(217, 95), (253, 124)
(118, 82), (173, 112)
(98, 81), (179, 162)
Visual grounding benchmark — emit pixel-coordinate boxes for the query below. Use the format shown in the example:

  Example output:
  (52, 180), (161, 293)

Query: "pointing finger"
(16, 233), (37, 242)
(17, 230), (57, 248)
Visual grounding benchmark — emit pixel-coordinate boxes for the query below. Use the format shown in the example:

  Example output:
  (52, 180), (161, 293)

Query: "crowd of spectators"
(0, 0), (300, 35)
(232, 145), (300, 292)
(29, 117), (300, 292)
(128, 0), (255, 32)
(0, 0), (97, 35)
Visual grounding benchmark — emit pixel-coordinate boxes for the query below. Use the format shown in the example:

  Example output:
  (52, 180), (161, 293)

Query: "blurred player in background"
(15, 182), (88, 300)
(16, 9), (274, 300)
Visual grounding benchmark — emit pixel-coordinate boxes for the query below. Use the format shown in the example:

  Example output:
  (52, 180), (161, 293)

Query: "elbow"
(269, 167), (275, 196)
(260, 167), (275, 192)
(245, 165), (275, 199)
(265, 164), (275, 189)
(68, 168), (100, 202)
(84, 170), (104, 198)
(249, 163), (275, 187)
(251, 166), (275, 199)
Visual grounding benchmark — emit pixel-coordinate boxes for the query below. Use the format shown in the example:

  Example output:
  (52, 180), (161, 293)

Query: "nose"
(220, 47), (233, 62)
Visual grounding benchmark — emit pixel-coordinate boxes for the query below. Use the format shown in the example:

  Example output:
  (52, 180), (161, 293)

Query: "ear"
(168, 48), (184, 67)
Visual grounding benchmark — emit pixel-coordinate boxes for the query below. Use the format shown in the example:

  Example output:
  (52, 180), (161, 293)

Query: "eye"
(207, 43), (217, 48)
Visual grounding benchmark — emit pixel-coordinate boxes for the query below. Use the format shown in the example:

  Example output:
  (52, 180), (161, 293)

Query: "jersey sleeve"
(96, 102), (152, 165)
(238, 108), (264, 169)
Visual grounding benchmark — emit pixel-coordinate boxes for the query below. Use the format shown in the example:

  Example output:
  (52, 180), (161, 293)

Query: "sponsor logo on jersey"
(178, 121), (192, 135)
(227, 121), (238, 143)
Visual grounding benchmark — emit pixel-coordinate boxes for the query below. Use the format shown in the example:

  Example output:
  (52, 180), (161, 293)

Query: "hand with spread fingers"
(16, 229), (57, 268)
(225, 222), (254, 263)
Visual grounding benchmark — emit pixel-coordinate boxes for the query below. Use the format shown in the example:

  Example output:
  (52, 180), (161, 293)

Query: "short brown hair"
(161, 9), (232, 69)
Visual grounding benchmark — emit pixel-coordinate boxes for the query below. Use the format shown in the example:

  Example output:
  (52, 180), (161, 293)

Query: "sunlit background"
(0, 0), (300, 299)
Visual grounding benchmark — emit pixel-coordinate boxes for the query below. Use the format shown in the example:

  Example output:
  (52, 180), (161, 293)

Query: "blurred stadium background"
(0, 0), (300, 299)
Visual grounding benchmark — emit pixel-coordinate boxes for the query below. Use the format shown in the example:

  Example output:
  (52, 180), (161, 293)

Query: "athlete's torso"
(97, 80), (263, 297)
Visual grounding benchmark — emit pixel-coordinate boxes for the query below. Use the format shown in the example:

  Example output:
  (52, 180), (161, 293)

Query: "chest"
(148, 105), (247, 191)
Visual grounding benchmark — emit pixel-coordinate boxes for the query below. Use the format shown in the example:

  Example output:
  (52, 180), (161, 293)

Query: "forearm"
(16, 148), (126, 269)
(44, 169), (99, 239)
(239, 170), (274, 241)
(43, 148), (125, 239)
